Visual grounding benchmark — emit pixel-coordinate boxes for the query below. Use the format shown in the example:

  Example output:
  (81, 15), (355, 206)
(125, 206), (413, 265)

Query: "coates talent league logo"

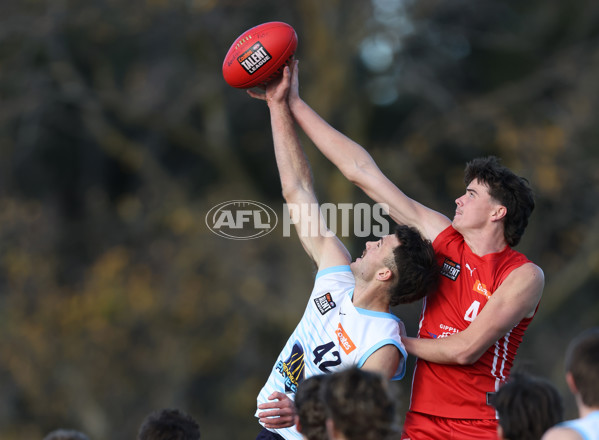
(206, 200), (278, 240)
(237, 42), (272, 75)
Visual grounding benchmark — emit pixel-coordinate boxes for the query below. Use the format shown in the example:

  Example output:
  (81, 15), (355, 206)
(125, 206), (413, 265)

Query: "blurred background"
(1, 0), (598, 438)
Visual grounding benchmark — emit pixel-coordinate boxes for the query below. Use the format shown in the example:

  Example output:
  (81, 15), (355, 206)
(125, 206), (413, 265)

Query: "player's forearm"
(269, 102), (314, 199)
(403, 335), (480, 365)
(289, 98), (376, 183)
(268, 100), (331, 267)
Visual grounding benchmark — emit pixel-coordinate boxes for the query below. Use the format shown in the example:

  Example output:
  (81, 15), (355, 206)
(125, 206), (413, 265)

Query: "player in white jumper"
(543, 328), (599, 440)
(249, 64), (440, 440)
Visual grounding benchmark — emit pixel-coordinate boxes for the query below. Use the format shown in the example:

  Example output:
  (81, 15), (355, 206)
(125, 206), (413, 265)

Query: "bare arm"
(287, 61), (450, 242)
(360, 344), (401, 380)
(402, 263), (544, 364)
(252, 66), (353, 430)
(250, 65), (351, 270)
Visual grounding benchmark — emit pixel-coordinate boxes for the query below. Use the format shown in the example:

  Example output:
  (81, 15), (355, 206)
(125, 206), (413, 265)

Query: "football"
(222, 21), (298, 89)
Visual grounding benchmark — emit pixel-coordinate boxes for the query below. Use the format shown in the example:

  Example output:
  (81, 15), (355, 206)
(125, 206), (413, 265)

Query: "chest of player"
(299, 296), (361, 374)
(424, 254), (504, 337)
(305, 292), (399, 372)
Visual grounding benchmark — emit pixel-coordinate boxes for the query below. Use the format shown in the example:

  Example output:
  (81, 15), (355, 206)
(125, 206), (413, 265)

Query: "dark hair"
(321, 367), (396, 440)
(295, 375), (328, 440)
(385, 225), (439, 306)
(138, 408), (201, 440)
(464, 156), (534, 247)
(43, 430), (90, 440)
(493, 373), (563, 440)
(565, 327), (599, 407)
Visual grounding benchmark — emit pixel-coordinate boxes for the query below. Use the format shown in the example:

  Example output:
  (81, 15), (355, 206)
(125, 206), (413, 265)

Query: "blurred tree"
(0, 0), (598, 438)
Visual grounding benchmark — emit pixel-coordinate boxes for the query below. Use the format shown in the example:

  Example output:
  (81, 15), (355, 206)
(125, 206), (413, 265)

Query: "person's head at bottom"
(321, 367), (397, 440)
(137, 408), (200, 440)
(43, 430), (90, 440)
(295, 374), (328, 440)
(492, 372), (563, 440)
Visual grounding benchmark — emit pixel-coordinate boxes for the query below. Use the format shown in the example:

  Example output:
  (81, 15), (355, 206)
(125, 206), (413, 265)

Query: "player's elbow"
(453, 344), (483, 365)
(281, 185), (298, 202)
(345, 164), (364, 185)
(346, 161), (378, 191)
(281, 183), (310, 204)
(454, 351), (479, 365)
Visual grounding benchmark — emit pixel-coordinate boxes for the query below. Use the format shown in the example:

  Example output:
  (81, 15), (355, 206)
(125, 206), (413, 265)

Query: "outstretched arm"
(287, 61), (450, 242)
(249, 64), (351, 430)
(258, 66), (405, 382)
(249, 64), (351, 270)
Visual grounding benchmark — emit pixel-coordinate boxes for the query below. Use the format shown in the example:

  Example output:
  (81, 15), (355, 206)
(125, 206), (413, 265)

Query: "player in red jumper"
(278, 61), (544, 439)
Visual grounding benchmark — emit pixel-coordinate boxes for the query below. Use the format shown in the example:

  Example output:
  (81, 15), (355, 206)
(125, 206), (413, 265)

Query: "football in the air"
(222, 21), (298, 89)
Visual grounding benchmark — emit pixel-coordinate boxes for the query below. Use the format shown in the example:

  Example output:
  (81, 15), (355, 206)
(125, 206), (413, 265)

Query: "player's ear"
(377, 267), (392, 282)
(497, 424), (506, 440)
(565, 371), (578, 395)
(326, 418), (342, 440)
(295, 415), (302, 433)
(491, 205), (507, 222)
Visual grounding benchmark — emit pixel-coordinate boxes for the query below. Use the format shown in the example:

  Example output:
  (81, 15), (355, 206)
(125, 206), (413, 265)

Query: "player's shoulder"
(315, 264), (353, 281)
(541, 426), (584, 440)
(507, 261), (545, 285)
(312, 265), (354, 295)
(360, 343), (401, 380)
(431, 223), (457, 246)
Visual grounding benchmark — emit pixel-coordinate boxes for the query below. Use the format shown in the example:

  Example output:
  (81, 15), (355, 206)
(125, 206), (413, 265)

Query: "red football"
(222, 21), (298, 89)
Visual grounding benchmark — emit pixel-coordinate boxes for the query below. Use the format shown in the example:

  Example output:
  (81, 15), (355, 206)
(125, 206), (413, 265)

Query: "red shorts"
(401, 411), (498, 440)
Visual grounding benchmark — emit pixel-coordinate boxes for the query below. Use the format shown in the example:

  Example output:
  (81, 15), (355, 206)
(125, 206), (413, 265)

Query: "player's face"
(351, 233), (400, 280)
(452, 179), (501, 231)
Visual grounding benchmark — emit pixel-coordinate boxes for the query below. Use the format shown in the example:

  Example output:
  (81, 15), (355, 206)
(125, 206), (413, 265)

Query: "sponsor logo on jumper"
(314, 293), (336, 315)
(438, 323), (460, 338)
(276, 342), (305, 393)
(237, 42), (272, 75)
(335, 323), (356, 355)
(440, 258), (461, 281)
(466, 263), (476, 276)
(473, 280), (491, 299)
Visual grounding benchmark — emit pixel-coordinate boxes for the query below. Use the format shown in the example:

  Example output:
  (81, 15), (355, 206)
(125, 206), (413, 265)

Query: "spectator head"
(492, 373), (563, 440)
(137, 408), (200, 440)
(295, 374), (328, 440)
(43, 430), (90, 440)
(321, 367), (397, 440)
(564, 327), (599, 408)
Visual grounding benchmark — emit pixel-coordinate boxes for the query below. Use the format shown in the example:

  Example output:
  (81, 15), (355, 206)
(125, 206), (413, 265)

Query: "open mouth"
(355, 249), (366, 262)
